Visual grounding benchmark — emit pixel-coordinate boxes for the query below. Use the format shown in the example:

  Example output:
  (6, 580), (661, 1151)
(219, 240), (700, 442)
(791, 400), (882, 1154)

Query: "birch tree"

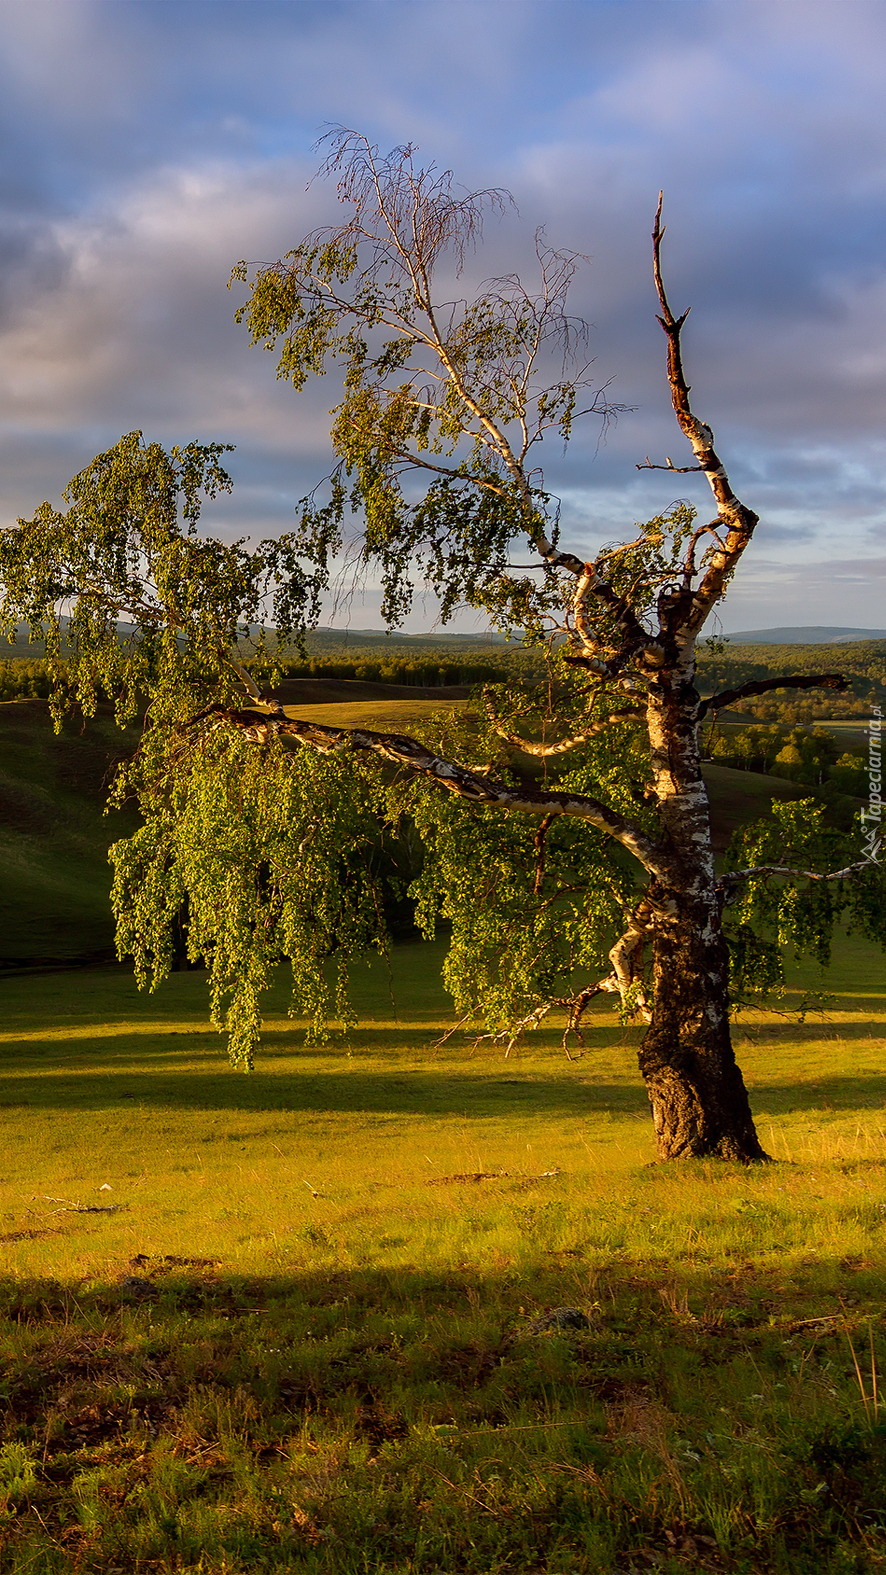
(3, 131), (882, 1160)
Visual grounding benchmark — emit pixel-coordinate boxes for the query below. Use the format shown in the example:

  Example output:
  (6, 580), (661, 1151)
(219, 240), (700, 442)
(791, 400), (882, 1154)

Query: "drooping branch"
(484, 900), (653, 1057)
(698, 672), (849, 718)
(198, 704), (678, 880)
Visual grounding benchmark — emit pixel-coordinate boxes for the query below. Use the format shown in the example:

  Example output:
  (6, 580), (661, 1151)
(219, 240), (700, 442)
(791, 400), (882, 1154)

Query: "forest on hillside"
(3, 633), (884, 720)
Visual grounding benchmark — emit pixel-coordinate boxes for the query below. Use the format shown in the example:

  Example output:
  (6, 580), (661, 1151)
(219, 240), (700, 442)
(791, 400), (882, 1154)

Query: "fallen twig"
(42, 1196), (129, 1215)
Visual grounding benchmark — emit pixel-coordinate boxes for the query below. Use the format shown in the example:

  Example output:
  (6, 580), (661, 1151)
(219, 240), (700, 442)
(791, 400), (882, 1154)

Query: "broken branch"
(698, 672), (849, 718)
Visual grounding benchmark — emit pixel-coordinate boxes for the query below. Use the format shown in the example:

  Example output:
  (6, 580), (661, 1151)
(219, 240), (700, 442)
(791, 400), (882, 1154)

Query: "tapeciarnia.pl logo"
(861, 705), (882, 864)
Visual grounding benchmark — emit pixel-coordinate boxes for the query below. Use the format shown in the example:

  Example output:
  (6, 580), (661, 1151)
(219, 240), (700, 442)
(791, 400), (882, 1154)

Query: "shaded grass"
(3, 1255), (886, 1573)
(0, 700), (138, 967)
(701, 763), (808, 853)
(1, 936), (886, 1569)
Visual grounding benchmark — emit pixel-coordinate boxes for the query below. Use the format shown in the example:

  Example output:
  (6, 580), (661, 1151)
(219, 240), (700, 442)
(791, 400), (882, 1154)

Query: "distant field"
(818, 719), (874, 748)
(276, 691), (469, 731)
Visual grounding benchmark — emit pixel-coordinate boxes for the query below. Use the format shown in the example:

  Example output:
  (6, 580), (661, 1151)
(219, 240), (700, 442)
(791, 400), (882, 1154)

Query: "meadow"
(2, 935), (886, 1573)
(2, 684), (886, 1572)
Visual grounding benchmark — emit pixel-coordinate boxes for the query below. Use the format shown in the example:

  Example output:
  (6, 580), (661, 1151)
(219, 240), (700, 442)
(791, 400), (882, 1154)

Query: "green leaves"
(387, 689), (641, 1035)
(112, 732), (392, 1070)
(228, 149), (614, 637)
(724, 798), (886, 1003)
(0, 432), (242, 727)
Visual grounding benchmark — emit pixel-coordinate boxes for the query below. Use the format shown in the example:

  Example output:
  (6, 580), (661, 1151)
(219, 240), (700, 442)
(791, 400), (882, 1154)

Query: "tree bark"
(639, 885), (766, 1160)
(639, 671), (767, 1161)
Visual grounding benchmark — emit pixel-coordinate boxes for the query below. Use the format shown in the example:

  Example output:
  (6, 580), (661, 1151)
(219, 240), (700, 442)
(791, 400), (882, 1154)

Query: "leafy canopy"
(230, 129), (619, 633)
(2, 131), (883, 1068)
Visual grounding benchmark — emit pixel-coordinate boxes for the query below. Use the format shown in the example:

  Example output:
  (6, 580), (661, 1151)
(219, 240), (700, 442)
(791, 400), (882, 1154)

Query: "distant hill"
(10, 617), (886, 656)
(3, 621), (510, 660)
(304, 626), (508, 648)
(725, 626), (886, 645)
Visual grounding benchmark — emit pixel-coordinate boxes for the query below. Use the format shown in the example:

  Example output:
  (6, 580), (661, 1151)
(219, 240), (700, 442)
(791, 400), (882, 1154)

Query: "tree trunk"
(638, 884), (767, 1160)
(640, 671), (768, 1161)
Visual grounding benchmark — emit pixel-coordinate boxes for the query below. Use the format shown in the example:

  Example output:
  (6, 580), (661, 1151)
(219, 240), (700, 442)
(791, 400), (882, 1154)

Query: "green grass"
(818, 721), (874, 749)
(2, 936), (886, 1571)
(2, 689), (884, 1569)
(701, 762), (808, 852)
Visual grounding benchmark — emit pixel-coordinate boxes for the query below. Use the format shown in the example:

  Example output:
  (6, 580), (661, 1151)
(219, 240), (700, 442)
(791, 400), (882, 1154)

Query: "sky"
(0, 0), (884, 634)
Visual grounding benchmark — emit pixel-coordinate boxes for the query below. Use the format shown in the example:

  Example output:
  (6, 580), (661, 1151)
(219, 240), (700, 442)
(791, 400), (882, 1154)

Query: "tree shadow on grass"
(0, 1048), (650, 1120)
(747, 1074), (886, 1115)
(3, 1249), (886, 1574)
(3, 1055), (886, 1125)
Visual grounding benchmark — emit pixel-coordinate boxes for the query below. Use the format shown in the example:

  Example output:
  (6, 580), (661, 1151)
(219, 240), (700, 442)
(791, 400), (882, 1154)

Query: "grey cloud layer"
(0, 0), (883, 629)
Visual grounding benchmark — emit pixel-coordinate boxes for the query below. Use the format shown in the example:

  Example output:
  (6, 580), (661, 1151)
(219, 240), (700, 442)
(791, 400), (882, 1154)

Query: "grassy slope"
(0, 689), (467, 970)
(0, 700), (139, 967)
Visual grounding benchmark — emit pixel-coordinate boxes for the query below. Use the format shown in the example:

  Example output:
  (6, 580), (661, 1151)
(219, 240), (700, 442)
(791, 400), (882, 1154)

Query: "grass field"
(1, 687), (884, 1570)
(276, 692), (469, 732)
(2, 935), (886, 1573)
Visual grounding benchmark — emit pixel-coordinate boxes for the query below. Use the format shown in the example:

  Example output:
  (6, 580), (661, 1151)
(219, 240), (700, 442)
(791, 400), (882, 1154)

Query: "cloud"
(0, 0), (883, 631)
(719, 553), (886, 633)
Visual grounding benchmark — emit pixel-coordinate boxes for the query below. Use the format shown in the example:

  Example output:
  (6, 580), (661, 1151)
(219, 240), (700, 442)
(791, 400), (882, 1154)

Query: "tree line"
(697, 641), (886, 722)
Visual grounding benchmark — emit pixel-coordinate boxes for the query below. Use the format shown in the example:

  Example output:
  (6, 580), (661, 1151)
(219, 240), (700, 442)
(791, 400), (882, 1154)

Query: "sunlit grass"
(279, 695), (468, 731)
(2, 934), (886, 1571)
(0, 934), (882, 1280)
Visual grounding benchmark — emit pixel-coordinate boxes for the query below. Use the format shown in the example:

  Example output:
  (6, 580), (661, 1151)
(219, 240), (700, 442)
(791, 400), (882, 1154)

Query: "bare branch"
(492, 706), (644, 757)
(681, 522), (726, 585)
(220, 646), (266, 704)
(636, 455), (703, 474)
(315, 127), (512, 278)
(698, 672), (849, 718)
(719, 859), (874, 890)
(651, 195), (760, 637)
(386, 447), (508, 495)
